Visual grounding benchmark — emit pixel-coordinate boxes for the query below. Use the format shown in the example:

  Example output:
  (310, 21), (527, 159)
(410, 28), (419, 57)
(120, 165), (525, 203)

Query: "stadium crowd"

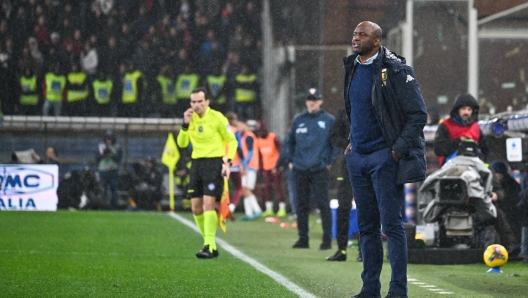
(0, 0), (262, 119)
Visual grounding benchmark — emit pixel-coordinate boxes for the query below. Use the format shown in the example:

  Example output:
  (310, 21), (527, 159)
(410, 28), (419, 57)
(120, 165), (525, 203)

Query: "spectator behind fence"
(0, 1), (264, 119)
(42, 63), (66, 116)
(234, 64), (258, 119)
(175, 63), (199, 116)
(32, 146), (60, 165)
(90, 68), (114, 117)
(80, 40), (98, 77)
(96, 130), (122, 209)
(204, 66), (227, 113)
(118, 60), (144, 118)
(18, 66), (39, 116)
(64, 62), (88, 116)
(155, 65), (177, 118)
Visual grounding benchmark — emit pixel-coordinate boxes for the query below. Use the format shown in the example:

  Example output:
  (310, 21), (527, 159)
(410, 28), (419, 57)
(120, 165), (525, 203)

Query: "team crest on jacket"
(198, 126), (203, 132)
(318, 121), (326, 129)
(381, 68), (387, 86)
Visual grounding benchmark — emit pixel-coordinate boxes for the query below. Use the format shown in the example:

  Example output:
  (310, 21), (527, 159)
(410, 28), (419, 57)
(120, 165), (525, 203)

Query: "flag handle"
(169, 168), (175, 212)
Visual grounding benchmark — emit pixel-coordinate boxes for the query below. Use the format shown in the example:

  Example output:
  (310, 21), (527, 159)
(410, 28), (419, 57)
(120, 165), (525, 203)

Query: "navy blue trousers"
(345, 147), (407, 296)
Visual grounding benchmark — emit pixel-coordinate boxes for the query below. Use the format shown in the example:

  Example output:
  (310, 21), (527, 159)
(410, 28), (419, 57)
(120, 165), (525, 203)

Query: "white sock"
(248, 195), (262, 213)
(265, 201), (273, 212)
(229, 203), (236, 214)
(243, 197), (253, 216)
(279, 202), (286, 211)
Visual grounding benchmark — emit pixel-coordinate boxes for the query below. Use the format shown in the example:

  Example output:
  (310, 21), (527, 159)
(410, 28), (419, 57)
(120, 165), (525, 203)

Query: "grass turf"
(0, 211), (297, 298)
(1, 211), (527, 297)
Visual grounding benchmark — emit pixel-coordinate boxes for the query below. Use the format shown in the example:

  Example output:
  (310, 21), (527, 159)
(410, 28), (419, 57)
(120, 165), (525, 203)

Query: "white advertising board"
(506, 138), (523, 162)
(0, 164), (59, 211)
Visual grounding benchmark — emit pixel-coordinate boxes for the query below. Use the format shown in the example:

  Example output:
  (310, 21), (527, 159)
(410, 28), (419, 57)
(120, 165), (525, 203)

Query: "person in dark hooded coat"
(491, 160), (523, 248)
(433, 93), (488, 165)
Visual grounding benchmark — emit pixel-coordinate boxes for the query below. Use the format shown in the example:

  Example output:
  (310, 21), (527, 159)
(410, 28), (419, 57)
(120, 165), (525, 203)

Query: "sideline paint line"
(408, 276), (455, 296)
(168, 212), (317, 298)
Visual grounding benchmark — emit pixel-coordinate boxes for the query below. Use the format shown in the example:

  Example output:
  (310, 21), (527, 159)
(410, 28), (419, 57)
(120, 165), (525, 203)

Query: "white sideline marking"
(408, 276), (455, 295)
(168, 212), (317, 298)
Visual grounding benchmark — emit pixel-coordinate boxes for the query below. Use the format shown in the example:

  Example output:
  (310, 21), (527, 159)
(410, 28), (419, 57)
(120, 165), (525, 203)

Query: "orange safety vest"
(258, 133), (280, 171)
(228, 125), (242, 168)
(241, 130), (259, 170)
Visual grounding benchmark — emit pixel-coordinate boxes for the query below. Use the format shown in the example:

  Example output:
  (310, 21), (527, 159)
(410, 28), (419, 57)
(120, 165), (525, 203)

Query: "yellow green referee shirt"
(177, 107), (238, 160)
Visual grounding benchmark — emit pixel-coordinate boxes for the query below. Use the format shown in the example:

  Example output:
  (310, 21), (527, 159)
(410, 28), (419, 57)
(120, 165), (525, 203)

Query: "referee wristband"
(181, 123), (189, 130)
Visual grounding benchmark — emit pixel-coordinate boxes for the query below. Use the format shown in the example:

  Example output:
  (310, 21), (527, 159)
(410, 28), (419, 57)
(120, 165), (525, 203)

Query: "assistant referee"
(177, 87), (238, 259)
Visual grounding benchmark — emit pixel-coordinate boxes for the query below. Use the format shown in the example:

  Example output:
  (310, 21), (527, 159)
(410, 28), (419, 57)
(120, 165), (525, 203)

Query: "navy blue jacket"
(343, 46), (427, 184)
(283, 109), (339, 171)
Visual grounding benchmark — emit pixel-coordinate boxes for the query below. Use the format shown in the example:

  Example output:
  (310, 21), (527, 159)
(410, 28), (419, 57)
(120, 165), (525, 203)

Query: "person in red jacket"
(433, 93), (487, 165)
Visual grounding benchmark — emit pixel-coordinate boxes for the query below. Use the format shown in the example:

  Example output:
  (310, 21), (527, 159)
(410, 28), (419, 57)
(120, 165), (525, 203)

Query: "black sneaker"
(385, 293), (408, 298)
(213, 249), (219, 258)
(196, 245), (215, 259)
(326, 250), (347, 261)
(351, 292), (381, 298)
(319, 242), (332, 250)
(292, 240), (309, 248)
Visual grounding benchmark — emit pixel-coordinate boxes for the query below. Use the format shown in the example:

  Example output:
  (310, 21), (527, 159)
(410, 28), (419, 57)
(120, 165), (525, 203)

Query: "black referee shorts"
(187, 158), (224, 200)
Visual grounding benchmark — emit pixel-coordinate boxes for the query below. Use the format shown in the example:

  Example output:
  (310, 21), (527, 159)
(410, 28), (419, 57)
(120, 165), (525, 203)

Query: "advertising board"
(0, 165), (59, 211)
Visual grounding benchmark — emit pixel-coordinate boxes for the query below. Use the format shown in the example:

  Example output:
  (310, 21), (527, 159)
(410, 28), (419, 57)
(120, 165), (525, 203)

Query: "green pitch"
(1, 211), (527, 297)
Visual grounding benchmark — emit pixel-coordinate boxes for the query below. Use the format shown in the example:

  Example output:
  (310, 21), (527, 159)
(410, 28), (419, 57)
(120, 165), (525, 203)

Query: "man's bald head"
(357, 21), (382, 39)
(352, 21), (382, 62)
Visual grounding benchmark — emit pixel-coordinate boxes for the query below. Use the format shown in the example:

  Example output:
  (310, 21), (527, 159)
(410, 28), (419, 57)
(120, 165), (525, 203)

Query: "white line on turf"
(408, 276), (454, 296)
(168, 212), (317, 298)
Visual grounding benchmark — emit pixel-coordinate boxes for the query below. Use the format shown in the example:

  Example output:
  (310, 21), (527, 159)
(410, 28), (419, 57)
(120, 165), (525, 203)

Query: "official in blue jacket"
(344, 22), (427, 298)
(282, 88), (340, 250)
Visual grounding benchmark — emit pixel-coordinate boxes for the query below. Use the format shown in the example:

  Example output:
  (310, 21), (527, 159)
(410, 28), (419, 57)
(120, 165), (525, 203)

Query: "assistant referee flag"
(218, 176), (231, 232)
(161, 132), (180, 211)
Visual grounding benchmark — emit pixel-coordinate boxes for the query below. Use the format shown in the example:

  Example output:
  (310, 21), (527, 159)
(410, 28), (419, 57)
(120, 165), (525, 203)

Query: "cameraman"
(97, 130), (123, 209)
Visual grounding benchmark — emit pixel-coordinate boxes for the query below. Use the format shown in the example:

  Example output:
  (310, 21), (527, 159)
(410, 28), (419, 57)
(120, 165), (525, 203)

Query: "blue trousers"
(345, 147), (407, 296)
(293, 168), (332, 245)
